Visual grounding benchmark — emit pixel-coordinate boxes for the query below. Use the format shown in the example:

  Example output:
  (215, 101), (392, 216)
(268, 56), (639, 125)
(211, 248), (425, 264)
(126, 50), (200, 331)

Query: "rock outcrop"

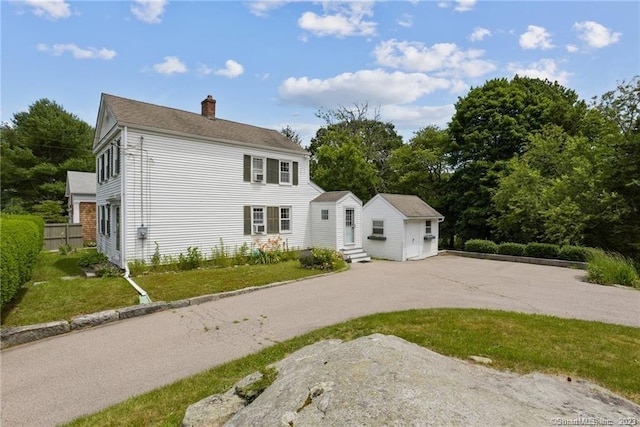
(184, 334), (640, 426)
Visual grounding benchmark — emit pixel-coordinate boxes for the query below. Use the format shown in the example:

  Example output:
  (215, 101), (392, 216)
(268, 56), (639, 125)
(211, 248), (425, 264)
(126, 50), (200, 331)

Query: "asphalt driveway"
(2, 255), (639, 426)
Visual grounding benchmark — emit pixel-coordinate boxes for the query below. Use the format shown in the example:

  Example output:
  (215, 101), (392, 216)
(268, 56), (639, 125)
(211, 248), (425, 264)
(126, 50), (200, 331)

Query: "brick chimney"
(201, 95), (216, 119)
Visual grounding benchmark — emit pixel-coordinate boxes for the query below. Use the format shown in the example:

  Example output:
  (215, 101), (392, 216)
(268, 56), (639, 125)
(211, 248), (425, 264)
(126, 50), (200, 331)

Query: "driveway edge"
(0, 268), (346, 350)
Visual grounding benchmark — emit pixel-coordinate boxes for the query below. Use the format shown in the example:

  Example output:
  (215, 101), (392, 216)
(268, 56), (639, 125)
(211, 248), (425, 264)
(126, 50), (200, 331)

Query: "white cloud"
(278, 69), (453, 108)
(381, 104), (456, 129)
(437, 0), (477, 12)
(373, 39), (496, 78)
(470, 27), (491, 42)
(37, 43), (116, 60)
(566, 44), (578, 53)
(519, 25), (554, 50)
(573, 21), (621, 48)
(153, 56), (187, 75)
(131, 0), (167, 24)
(397, 14), (413, 28)
(454, 0), (477, 12)
(508, 59), (571, 85)
(247, 1), (290, 17)
(22, 0), (71, 20)
(298, 2), (376, 37)
(196, 64), (213, 76)
(214, 60), (244, 78)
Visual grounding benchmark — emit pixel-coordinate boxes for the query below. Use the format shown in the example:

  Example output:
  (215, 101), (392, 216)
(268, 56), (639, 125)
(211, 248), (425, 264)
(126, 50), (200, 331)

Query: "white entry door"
(345, 208), (355, 245)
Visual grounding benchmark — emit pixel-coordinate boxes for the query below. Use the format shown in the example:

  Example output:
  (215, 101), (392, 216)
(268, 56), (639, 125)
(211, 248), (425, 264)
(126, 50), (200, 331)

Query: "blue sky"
(2, 1), (638, 145)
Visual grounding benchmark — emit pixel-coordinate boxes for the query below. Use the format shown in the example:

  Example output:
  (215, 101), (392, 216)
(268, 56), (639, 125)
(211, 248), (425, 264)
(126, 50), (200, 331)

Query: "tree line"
(308, 76), (639, 261)
(1, 76), (637, 260)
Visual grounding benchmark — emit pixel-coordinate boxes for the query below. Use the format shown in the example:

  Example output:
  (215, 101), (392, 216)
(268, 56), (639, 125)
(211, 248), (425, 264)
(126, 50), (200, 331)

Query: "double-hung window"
(252, 158), (264, 183)
(280, 207), (291, 232)
(253, 207), (265, 234)
(106, 148), (112, 179)
(280, 161), (291, 184)
(321, 209), (329, 220)
(425, 221), (432, 235)
(372, 220), (384, 235)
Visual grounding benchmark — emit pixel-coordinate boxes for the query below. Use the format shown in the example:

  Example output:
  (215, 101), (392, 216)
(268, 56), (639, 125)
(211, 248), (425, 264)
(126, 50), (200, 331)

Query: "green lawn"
(136, 261), (326, 302)
(66, 309), (640, 427)
(1, 252), (341, 327)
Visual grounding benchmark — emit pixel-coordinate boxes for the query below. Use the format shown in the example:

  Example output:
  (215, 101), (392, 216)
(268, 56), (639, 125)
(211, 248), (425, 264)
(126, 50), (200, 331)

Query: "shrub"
(558, 245), (590, 262)
(464, 239), (498, 254)
(177, 247), (202, 271)
(524, 242), (560, 259)
(497, 242), (526, 256)
(128, 259), (147, 276)
(299, 248), (344, 270)
(0, 215), (44, 309)
(586, 249), (639, 288)
(95, 263), (122, 278)
(78, 250), (108, 268)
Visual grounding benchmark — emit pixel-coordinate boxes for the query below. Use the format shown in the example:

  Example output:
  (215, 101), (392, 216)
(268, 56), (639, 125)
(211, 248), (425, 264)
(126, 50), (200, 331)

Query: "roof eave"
(119, 121), (310, 157)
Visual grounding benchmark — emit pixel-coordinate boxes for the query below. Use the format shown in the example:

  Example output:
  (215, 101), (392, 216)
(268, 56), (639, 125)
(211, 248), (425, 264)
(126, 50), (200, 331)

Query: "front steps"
(341, 247), (371, 263)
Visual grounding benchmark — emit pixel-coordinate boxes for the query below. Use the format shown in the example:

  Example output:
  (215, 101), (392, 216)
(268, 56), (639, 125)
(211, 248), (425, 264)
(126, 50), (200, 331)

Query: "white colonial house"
(362, 194), (444, 261)
(93, 93), (330, 267)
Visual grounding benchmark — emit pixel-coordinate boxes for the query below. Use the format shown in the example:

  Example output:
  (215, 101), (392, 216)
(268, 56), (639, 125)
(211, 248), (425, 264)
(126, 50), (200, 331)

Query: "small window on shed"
(321, 209), (329, 220)
(372, 220), (384, 235)
(425, 221), (432, 234)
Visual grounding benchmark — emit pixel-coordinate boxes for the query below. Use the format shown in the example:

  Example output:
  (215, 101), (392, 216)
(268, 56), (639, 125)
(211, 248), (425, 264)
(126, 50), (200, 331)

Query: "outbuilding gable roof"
(378, 193), (443, 219)
(100, 94), (308, 154)
(65, 171), (96, 197)
(311, 191), (354, 203)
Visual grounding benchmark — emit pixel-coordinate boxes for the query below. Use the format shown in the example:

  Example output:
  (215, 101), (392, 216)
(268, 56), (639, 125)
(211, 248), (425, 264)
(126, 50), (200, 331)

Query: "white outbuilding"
(362, 193), (444, 261)
(310, 191), (370, 262)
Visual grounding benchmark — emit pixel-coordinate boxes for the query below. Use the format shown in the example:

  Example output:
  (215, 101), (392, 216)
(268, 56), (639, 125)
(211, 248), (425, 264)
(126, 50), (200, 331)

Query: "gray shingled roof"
(101, 94), (307, 154)
(311, 191), (353, 203)
(379, 194), (443, 219)
(66, 171), (96, 196)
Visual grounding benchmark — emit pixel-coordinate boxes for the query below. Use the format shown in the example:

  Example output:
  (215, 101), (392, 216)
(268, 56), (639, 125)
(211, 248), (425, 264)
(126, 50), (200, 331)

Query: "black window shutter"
(243, 206), (251, 235)
(267, 158), (279, 184)
(293, 162), (298, 186)
(267, 206), (279, 234)
(243, 155), (251, 182)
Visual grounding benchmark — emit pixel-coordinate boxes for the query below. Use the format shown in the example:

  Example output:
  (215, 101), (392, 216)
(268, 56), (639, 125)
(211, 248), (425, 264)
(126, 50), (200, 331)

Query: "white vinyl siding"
(94, 132), (123, 264)
(362, 196), (405, 261)
(362, 195), (440, 261)
(114, 129), (321, 267)
(310, 193), (362, 251)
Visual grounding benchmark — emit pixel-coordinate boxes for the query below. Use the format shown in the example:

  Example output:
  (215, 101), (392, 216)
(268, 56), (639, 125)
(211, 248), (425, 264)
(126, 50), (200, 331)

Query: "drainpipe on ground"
(124, 263), (152, 304)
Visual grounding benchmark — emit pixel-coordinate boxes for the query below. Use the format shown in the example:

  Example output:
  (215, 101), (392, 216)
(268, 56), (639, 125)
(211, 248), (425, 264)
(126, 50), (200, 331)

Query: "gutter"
(121, 125), (151, 304)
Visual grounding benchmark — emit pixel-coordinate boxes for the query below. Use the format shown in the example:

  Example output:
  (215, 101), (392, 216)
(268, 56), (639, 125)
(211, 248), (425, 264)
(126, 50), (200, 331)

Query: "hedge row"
(1, 215), (45, 310)
(464, 239), (590, 262)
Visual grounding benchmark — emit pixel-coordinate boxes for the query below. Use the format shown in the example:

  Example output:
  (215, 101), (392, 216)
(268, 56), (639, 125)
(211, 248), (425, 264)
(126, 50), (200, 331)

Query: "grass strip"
(2, 252), (338, 326)
(66, 309), (640, 427)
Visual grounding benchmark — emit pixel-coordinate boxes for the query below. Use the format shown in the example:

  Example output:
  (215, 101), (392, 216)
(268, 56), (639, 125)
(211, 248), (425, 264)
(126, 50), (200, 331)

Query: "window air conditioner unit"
(254, 225), (265, 233)
(254, 174), (263, 182)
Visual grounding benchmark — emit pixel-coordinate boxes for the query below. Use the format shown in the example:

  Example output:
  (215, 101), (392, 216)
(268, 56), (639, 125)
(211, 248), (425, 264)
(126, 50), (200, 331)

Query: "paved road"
(2, 256), (639, 426)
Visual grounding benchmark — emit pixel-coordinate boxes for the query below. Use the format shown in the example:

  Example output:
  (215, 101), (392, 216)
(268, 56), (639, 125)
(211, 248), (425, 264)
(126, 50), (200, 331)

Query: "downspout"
(121, 126), (152, 304)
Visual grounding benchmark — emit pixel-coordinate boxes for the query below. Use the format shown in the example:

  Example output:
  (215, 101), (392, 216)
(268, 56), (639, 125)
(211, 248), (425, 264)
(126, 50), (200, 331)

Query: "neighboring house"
(93, 93), (325, 268)
(310, 191), (369, 262)
(363, 194), (444, 261)
(65, 170), (97, 242)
